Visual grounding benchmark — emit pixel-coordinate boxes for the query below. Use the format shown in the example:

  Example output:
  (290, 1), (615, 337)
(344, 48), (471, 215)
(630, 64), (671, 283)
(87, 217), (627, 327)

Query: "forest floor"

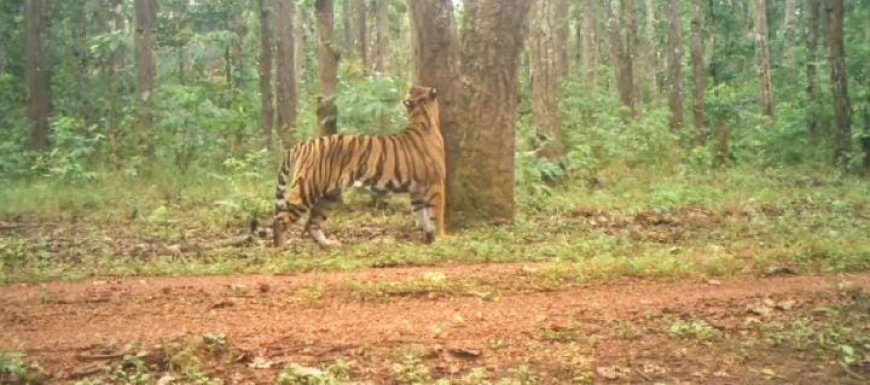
(1, 265), (868, 384)
(1, 167), (868, 383)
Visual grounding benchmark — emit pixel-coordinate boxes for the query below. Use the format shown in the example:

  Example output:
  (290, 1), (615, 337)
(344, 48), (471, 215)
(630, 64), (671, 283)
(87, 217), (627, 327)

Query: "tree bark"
(457, 0), (532, 224)
(373, 0), (390, 75)
(259, 0), (275, 150)
(825, 0), (851, 166)
(643, 0), (659, 101)
(353, 0), (368, 73)
(316, 0), (339, 136)
(529, 0), (567, 160)
(26, 0), (52, 151)
(666, 0), (684, 131)
(340, 0), (353, 58)
(690, 0), (705, 143)
(581, 0), (599, 91)
(293, 5), (305, 101)
(806, 0), (821, 142)
(135, 0), (157, 159)
(409, 0), (463, 228)
(755, 0), (774, 118)
(275, 0), (298, 149)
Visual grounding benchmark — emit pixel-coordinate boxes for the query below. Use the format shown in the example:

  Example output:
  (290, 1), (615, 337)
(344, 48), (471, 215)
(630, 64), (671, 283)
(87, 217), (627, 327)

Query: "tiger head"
(403, 86), (440, 129)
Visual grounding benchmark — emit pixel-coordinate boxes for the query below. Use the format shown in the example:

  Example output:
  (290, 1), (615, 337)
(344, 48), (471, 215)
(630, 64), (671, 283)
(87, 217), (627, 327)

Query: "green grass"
(1, 164), (868, 284)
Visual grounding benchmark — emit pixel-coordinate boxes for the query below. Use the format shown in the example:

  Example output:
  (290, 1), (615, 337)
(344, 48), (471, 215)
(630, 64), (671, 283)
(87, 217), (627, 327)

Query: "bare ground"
(1, 264), (868, 384)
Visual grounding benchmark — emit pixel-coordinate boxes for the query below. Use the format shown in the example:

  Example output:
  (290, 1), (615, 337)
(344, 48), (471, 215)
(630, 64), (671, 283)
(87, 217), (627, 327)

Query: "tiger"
(272, 85), (446, 248)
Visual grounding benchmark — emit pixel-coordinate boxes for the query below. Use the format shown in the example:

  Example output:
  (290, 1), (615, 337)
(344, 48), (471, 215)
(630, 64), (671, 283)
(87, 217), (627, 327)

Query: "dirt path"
(2, 264), (868, 384)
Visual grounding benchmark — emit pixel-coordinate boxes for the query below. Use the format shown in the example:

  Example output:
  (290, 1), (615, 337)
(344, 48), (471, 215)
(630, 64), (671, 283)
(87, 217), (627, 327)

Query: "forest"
(0, 0), (869, 384)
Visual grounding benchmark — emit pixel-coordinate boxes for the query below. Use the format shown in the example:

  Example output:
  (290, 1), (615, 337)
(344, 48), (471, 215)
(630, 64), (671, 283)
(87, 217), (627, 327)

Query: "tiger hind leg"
(273, 186), (308, 248)
(305, 192), (343, 248)
(411, 191), (437, 244)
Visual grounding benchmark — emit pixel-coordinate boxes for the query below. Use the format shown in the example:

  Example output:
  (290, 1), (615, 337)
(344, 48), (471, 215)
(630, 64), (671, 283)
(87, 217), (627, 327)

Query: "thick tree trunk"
(259, 0), (275, 150)
(643, 0), (659, 101)
(582, 0), (599, 90)
(690, 0), (705, 143)
(755, 0), (775, 118)
(457, 0), (532, 224)
(409, 0), (463, 228)
(825, 0), (851, 166)
(134, 0), (157, 159)
(666, 0), (684, 131)
(529, 0), (567, 160)
(26, 0), (52, 151)
(275, 0), (298, 149)
(353, 0), (367, 73)
(806, 0), (821, 142)
(373, 0), (389, 75)
(316, 0), (339, 136)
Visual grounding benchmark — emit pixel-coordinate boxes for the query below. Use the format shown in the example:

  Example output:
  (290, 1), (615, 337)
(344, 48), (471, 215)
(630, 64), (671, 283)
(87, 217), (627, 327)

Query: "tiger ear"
(429, 88), (437, 99)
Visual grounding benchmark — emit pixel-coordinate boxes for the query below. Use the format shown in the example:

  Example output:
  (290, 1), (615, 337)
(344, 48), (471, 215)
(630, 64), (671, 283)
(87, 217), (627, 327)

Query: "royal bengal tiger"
(271, 85), (446, 248)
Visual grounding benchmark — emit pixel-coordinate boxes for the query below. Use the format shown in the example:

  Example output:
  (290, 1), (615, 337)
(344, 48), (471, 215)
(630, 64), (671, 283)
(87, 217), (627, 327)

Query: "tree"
(806, 0), (821, 141)
(339, 0), (352, 58)
(259, 0), (275, 150)
(607, 0), (634, 115)
(581, 0), (599, 91)
(109, 0), (126, 159)
(353, 0), (367, 73)
(135, 0), (157, 159)
(825, 0), (851, 166)
(409, 0), (463, 227)
(456, 0), (532, 224)
(643, 0), (659, 101)
(373, 0), (389, 75)
(275, 0), (297, 149)
(26, 0), (52, 151)
(316, 0), (339, 136)
(529, 0), (567, 159)
(755, 0), (774, 118)
(782, 0), (799, 68)
(690, 0), (705, 143)
(666, 0), (683, 131)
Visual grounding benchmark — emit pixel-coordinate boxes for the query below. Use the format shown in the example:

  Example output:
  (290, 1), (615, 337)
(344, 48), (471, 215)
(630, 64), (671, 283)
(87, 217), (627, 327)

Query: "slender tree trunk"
(293, 5), (305, 101)
(340, 0), (353, 58)
(316, 0), (339, 136)
(624, 0), (640, 113)
(607, 0), (632, 114)
(806, 0), (821, 142)
(373, 0), (390, 76)
(825, 0), (851, 166)
(109, 0), (124, 160)
(409, 0), (463, 228)
(530, 0), (567, 160)
(353, 0), (368, 73)
(232, 9), (247, 87)
(259, 0), (275, 150)
(457, 0), (532, 224)
(782, 0), (798, 68)
(79, 0), (92, 128)
(26, 0), (52, 151)
(134, 0), (157, 159)
(644, 0), (659, 101)
(554, 0), (569, 79)
(755, 0), (775, 118)
(690, 0), (705, 143)
(666, 0), (684, 131)
(275, 0), (298, 149)
(582, 0), (599, 91)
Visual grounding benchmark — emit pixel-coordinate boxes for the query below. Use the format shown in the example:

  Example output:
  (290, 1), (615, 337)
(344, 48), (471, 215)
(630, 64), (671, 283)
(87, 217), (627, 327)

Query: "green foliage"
(276, 360), (352, 385)
(336, 77), (410, 136)
(0, 352), (45, 385)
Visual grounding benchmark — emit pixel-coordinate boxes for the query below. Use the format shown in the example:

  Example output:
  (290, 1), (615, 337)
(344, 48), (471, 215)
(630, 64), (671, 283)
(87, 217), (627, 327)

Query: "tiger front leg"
(411, 190), (437, 244)
(305, 194), (343, 248)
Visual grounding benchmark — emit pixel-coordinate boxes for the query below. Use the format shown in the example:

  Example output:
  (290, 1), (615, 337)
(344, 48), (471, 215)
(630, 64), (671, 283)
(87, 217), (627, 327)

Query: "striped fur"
(272, 86), (446, 247)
